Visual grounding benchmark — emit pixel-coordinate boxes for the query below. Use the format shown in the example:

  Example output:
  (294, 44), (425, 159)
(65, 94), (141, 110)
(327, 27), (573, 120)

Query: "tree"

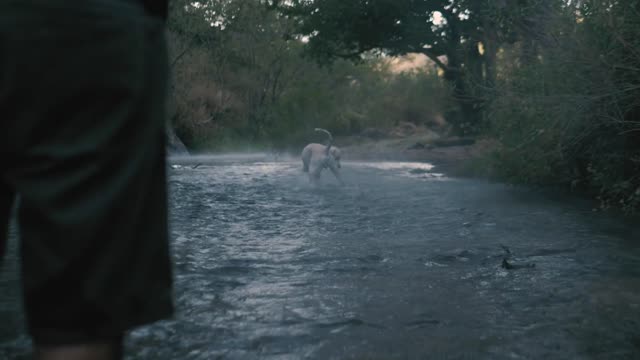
(166, 0), (450, 150)
(487, 0), (640, 212)
(281, 0), (546, 133)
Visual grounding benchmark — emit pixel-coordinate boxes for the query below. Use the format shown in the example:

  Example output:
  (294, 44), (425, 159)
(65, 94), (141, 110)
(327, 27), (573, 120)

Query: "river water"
(1, 155), (640, 359)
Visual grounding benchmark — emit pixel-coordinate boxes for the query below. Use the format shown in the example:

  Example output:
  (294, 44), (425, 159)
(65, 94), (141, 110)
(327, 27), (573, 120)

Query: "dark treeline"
(166, 0), (450, 152)
(167, 0), (640, 213)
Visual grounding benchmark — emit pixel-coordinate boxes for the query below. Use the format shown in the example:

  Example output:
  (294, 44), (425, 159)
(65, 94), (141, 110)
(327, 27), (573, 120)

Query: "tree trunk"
(482, 22), (498, 89)
(166, 125), (190, 155)
(443, 14), (481, 135)
(445, 52), (480, 134)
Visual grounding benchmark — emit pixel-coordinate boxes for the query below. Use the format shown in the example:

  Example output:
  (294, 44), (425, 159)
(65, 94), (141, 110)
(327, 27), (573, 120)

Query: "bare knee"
(35, 339), (124, 360)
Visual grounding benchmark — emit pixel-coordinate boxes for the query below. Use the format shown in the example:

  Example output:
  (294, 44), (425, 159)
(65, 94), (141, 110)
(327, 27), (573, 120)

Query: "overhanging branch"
(324, 45), (376, 60)
(420, 49), (448, 71)
(171, 47), (191, 68)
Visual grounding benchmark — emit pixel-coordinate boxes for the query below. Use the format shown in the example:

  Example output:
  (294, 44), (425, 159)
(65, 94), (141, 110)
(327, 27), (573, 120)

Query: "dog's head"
(330, 147), (341, 168)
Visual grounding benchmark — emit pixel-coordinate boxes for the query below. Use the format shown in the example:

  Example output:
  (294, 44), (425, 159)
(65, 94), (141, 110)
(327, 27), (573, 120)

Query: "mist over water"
(1, 155), (639, 359)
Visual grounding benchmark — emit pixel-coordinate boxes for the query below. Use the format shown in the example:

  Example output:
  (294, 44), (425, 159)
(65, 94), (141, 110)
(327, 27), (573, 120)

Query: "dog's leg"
(301, 147), (310, 172)
(308, 161), (324, 185)
(328, 163), (345, 186)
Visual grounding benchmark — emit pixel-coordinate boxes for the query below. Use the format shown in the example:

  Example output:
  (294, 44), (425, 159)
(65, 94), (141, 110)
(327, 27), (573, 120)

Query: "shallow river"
(1, 155), (640, 359)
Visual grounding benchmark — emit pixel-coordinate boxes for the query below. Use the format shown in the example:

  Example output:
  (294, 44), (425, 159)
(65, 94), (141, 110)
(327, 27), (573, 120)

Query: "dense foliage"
(168, 0), (640, 212)
(166, 0), (450, 151)
(281, 0), (640, 212)
(488, 1), (640, 212)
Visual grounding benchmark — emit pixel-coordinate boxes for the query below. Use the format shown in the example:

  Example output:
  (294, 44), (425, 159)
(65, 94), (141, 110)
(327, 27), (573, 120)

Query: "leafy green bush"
(487, 1), (640, 213)
(168, 1), (451, 152)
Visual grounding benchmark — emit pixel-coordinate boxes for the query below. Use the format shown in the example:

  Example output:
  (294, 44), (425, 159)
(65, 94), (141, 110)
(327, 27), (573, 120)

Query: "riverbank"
(337, 133), (497, 177)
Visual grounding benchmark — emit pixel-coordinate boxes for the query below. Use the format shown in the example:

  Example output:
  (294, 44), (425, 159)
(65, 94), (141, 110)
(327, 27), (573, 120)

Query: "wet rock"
(501, 258), (514, 269)
(389, 121), (418, 138)
(500, 245), (535, 270)
(432, 136), (476, 147)
(405, 318), (440, 329)
(361, 127), (387, 140)
(407, 142), (425, 150)
(501, 258), (536, 270)
(406, 142), (436, 151)
(408, 168), (430, 174)
(430, 249), (476, 263)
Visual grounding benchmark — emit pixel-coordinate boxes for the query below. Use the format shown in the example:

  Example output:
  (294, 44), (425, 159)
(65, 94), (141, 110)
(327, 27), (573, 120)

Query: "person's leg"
(0, 180), (15, 264)
(35, 338), (123, 360)
(0, 1), (173, 358)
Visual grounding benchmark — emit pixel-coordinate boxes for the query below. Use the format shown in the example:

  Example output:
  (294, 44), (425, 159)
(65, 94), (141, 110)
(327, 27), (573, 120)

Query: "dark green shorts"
(0, 0), (173, 346)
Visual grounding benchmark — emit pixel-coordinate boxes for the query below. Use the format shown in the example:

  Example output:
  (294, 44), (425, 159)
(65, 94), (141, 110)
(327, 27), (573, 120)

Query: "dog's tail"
(314, 128), (333, 154)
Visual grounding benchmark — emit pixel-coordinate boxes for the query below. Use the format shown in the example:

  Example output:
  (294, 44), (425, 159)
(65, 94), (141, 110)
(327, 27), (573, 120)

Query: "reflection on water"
(350, 161), (447, 180)
(352, 161), (435, 171)
(1, 156), (640, 359)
